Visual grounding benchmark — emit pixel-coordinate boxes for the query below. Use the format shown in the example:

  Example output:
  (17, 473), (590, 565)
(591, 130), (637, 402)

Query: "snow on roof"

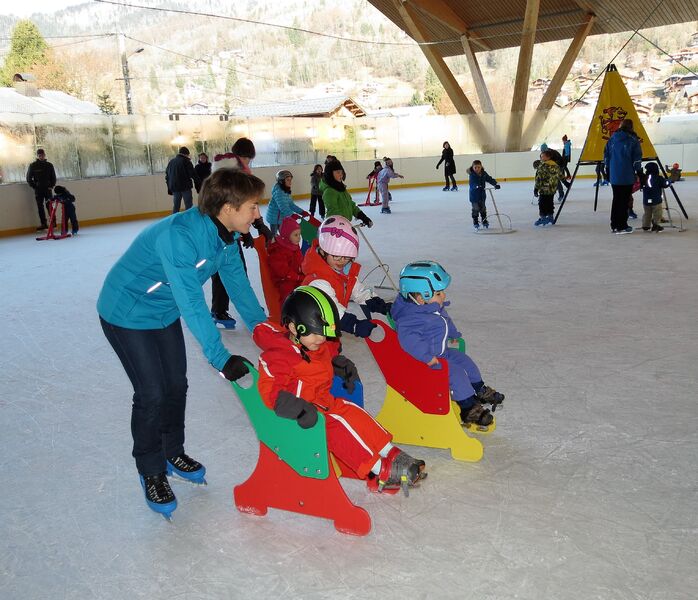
(232, 95), (366, 118)
(0, 87), (101, 115)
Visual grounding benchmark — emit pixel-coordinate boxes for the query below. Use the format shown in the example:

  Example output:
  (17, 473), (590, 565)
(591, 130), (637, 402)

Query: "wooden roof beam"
(461, 34), (495, 113)
(522, 13), (595, 147)
(408, 0), (491, 50)
(506, 0), (540, 151)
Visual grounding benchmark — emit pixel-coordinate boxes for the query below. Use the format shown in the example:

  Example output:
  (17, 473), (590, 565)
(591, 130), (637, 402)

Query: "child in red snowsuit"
(267, 216), (303, 306)
(253, 286), (426, 493)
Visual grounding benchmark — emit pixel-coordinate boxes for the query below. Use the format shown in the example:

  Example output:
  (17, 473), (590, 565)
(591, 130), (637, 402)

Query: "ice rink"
(2, 179), (697, 600)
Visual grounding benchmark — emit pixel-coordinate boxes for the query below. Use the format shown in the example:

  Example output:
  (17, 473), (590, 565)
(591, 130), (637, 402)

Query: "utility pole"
(118, 33), (143, 115)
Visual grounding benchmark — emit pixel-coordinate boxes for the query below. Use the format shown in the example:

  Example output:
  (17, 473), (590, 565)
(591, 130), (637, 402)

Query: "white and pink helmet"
(318, 216), (359, 258)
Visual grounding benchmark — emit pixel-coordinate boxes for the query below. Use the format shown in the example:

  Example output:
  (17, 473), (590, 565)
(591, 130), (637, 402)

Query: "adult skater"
(604, 118), (642, 235)
(436, 141), (457, 191)
(97, 169), (267, 520)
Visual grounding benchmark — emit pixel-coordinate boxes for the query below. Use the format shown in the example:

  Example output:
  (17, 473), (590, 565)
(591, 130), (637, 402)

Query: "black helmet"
(282, 285), (339, 338)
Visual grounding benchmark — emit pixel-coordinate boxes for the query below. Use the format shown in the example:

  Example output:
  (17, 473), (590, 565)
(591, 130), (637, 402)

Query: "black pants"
(100, 317), (188, 476)
(63, 200), (79, 233)
(34, 188), (51, 226)
(471, 200), (487, 223)
(445, 173), (457, 188)
(538, 194), (554, 217)
(611, 184), (632, 230)
(211, 240), (247, 314)
(309, 194), (325, 218)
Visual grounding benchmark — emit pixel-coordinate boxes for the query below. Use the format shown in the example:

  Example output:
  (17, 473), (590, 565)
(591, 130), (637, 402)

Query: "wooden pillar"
(522, 14), (595, 148)
(461, 34), (495, 113)
(506, 0), (540, 151)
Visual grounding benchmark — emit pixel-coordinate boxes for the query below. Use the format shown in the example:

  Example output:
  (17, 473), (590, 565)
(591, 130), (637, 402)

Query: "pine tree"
(1, 20), (48, 85)
(423, 68), (444, 112)
(97, 92), (119, 115)
(408, 91), (423, 106)
(224, 65), (239, 111)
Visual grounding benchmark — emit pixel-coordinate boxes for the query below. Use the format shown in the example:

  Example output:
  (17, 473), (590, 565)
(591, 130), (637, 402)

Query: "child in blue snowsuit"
(391, 260), (504, 427)
(266, 169), (306, 235)
(467, 160), (500, 230)
(641, 162), (670, 232)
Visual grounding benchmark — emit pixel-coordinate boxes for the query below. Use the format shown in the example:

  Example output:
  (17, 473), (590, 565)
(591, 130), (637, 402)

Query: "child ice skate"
(253, 286), (426, 495)
(641, 162), (670, 232)
(52, 185), (79, 235)
(268, 216), (304, 305)
(391, 261), (504, 427)
(301, 215), (391, 338)
(321, 159), (373, 227)
(376, 157), (404, 214)
(534, 151), (563, 226)
(309, 164), (325, 219)
(467, 160), (500, 230)
(266, 170), (307, 236)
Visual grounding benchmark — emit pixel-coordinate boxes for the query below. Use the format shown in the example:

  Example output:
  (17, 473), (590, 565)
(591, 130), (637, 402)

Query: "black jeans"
(470, 199), (487, 223)
(34, 187), (51, 226)
(538, 194), (554, 217)
(445, 173), (457, 188)
(100, 317), (188, 476)
(211, 240), (247, 314)
(309, 194), (325, 218)
(63, 200), (79, 233)
(611, 184), (632, 230)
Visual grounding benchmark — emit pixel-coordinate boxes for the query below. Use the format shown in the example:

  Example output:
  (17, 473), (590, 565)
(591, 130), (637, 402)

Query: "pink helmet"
(318, 216), (359, 258)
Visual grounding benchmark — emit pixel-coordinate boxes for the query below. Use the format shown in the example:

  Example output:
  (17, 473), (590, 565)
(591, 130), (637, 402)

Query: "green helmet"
(282, 285), (339, 338)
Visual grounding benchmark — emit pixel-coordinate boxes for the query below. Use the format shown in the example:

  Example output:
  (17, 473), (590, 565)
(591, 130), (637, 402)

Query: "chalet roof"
(0, 87), (101, 115)
(232, 96), (366, 119)
(367, 0), (697, 55)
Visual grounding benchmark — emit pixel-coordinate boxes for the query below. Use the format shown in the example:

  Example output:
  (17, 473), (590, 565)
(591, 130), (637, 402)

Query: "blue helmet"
(399, 261), (451, 299)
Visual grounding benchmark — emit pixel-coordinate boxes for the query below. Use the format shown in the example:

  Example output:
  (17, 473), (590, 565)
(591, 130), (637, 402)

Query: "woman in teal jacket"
(97, 169), (267, 519)
(265, 169), (306, 235)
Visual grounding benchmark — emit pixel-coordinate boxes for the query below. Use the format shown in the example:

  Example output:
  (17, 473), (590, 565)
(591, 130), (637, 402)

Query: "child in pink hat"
(268, 216), (304, 305)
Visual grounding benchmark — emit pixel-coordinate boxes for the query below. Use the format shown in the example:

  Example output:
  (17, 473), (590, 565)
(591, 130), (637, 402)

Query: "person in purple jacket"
(391, 261), (504, 427)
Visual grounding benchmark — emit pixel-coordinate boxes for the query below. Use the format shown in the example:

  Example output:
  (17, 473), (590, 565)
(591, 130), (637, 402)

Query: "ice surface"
(1, 180), (697, 600)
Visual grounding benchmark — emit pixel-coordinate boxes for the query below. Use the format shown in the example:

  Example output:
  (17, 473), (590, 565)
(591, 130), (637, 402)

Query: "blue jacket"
(97, 208), (266, 370)
(604, 130), (642, 185)
(266, 183), (305, 226)
(391, 294), (462, 364)
(467, 168), (497, 203)
(642, 162), (669, 206)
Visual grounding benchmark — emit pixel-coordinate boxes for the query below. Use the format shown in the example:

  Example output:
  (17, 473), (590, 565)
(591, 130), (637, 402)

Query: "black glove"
(253, 217), (273, 243)
(356, 210), (373, 228)
(354, 319), (377, 338)
(339, 312), (358, 334)
(332, 355), (360, 394)
(533, 189), (539, 197)
(220, 355), (249, 381)
(364, 296), (389, 315)
(495, 184), (501, 190)
(274, 390), (318, 429)
(240, 232), (254, 249)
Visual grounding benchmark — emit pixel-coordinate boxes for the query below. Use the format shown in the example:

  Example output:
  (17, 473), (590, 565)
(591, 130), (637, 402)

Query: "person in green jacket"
(320, 159), (373, 227)
(97, 169), (267, 520)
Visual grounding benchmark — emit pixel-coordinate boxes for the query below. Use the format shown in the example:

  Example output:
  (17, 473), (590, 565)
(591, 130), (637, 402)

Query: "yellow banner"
(579, 65), (657, 162)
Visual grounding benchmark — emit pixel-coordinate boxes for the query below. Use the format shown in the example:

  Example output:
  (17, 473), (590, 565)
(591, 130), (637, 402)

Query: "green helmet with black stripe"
(281, 285), (340, 338)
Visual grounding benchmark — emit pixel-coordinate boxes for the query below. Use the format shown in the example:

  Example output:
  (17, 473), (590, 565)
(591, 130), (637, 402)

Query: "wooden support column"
(506, 0), (540, 151)
(521, 14), (595, 148)
(396, 1), (492, 150)
(461, 34), (495, 113)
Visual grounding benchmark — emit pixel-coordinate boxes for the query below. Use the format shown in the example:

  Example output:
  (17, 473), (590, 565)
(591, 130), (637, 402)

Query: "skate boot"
(461, 402), (494, 429)
(212, 310), (236, 329)
(167, 453), (207, 485)
(534, 217), (546, 226)
(377, 447), (426, 497)
(381, 207), (392, 214)
(473, 221), (480, 231)
(451, 185), (458, 191)
(476, 385), (505, 411)
(140, 473), (177, 521)
(482, 219), (489, 229)
(651, 224), (664, 232)
(442, 185), (450, 191)
(544, 215), (555, 226)
(628, 209), (638, 220)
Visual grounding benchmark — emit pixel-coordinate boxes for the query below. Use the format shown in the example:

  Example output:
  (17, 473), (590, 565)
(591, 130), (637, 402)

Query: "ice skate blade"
(462, 415), (496, 435)
(166, 464), (207, 486)
(214, 322), (236, 330)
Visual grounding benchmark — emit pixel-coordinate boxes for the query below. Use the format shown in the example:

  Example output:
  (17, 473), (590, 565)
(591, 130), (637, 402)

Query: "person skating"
(320, 158), (373, 227)
(26, 148), (56, 231)
(377, 157), (403, 214)
(467, 160), (500, 230)
(52, 185), (79, 236)
(165, 146), (200, 213)
(266, 169), (307, 236)
(604, 118), (642, 235)
(641, 162), (670, 232)
(534, 151), (562, 226)
(436, 141), (457, 191)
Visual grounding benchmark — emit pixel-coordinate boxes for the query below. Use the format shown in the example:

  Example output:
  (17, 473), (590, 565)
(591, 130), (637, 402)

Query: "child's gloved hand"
(495, 184), (501, 189)
(354, 319), (377, 338)
(274, 391), (318, 429)
(356, 210), (373, 228)
(332, 355), (360, 393)
(219, 355), (250, 381)
(364, 296), (390, 315)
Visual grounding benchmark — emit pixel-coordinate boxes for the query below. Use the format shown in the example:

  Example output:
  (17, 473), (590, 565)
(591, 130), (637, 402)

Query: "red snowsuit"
(267, 240), (303, 306)
(253, 321), (392, 478)
(301, 239), (362, 308)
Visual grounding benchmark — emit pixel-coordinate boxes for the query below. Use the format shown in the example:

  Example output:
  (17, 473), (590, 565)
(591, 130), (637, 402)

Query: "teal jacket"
(97, 208), (266, 370)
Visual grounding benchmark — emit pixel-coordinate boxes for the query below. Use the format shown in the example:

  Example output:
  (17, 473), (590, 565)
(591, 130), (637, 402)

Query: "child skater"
(52, 185), (79, 236)
(309, 164), (325, 219)
(320, 158), (373, 227)
(253, 286), (427, 495)
(534, 150), (563, 226)
(301, 215), (391, 338)
(377, 157), (404, 214)
(366, 160), (382, 181)
(391, 261), (504, 427)
(642, 162), (671, 232)
(266, 170), (307, 236)
(467, 160), (500, 230)
(268, 216), (304, 305)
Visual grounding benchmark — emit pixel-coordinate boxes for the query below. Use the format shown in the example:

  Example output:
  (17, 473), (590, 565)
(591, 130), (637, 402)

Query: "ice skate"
(167, 453), (207, 485)
(534, 217), (546, 226)
(451, 185), (458, 191)
(381, 207), (392, 214)
(628, 209), (638, 220)
(543, 215), (555, 226)
(140, 473), (177, 521)
(482, 219), (489, 229)
(460, 402), (493, 431)
(211, 310), (236, 329)
(476, 385), (505, 411)
(473, 222), (480, 231)
(377, 447), (426, 497)
(651, 224), (664, 232)
(442, 185), (450, 191)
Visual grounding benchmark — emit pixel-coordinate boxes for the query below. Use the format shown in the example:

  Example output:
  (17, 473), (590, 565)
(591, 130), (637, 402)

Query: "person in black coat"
(436, 141), (457, 191)
(165, 147), (200, 213)
(26, 148), (56, 230)
(194, 153), (211, 193)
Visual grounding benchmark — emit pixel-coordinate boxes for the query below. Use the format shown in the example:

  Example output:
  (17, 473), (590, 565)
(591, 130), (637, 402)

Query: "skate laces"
(144, 474), (174, 503)
(168, 454), (202, 472)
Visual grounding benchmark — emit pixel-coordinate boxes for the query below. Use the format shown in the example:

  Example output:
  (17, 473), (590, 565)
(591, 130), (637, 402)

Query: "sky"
(6, 0), (87, 17)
